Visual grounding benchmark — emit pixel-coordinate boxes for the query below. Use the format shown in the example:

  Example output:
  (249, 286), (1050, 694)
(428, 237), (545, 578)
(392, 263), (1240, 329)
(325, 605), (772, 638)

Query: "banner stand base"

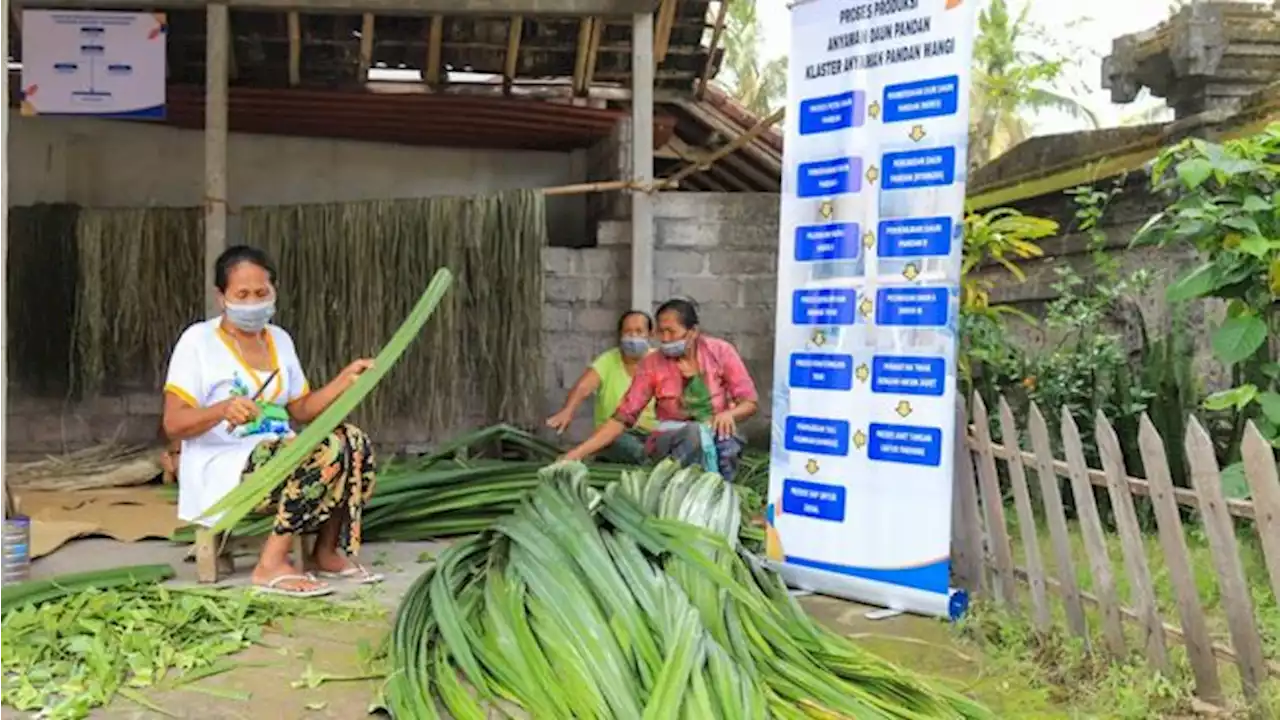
(772, 560), (971, 622)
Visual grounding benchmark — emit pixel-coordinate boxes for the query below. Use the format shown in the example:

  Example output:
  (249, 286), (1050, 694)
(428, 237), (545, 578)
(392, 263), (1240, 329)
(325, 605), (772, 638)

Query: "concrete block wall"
(542, 192), (783, 444)
(5, 391), (163, 462)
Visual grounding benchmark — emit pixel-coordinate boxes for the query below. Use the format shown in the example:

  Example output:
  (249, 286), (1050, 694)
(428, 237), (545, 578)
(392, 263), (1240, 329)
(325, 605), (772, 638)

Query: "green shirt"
(591, 348), (657, 431)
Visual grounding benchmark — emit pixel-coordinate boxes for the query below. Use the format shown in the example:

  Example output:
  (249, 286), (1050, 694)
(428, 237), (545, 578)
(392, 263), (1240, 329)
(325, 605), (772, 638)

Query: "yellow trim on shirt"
(164, 383), (199, 408)
(216, 325), (283, 402)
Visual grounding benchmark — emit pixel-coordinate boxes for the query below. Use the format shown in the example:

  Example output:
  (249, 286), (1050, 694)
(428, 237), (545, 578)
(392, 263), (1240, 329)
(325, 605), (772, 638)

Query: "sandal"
(315, 563), (384, 585)
(253, 574), (334, 598)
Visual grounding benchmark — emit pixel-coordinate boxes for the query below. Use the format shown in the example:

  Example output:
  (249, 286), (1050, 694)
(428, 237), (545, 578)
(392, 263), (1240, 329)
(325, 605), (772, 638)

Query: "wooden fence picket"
(951, 398), (986, 594)
(1136, 414), (1223, 702)
(999, 397), (1050, 630)
(1185, 417), (1269, 700)
(1240, 421), (1280, 606)
(970, 393), (1019, 610)
(1095, 412), (1169, 673)
(1060, 408), (1127, 658)
(1026, 402), (1089, 640)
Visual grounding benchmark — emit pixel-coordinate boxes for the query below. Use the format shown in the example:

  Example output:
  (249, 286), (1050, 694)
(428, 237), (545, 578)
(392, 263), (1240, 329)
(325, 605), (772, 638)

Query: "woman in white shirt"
(163, 245), (380, 597)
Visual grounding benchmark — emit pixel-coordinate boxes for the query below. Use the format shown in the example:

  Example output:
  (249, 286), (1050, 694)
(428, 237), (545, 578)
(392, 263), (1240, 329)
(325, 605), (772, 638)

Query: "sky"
(756, 0), (1217, 134)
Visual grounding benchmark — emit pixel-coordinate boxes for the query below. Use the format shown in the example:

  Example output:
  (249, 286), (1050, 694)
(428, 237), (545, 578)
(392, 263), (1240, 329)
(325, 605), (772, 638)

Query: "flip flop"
(315, 563), (384, 585)
(253, 574), (334, 598)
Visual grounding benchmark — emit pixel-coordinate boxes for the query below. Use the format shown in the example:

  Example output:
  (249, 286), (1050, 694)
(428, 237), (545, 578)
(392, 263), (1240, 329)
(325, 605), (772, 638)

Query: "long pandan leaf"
(201, 268), (454, 532)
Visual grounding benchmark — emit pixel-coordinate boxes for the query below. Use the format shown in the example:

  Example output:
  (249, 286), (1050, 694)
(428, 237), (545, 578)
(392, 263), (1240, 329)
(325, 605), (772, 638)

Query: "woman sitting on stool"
(162, 245), (381, 597)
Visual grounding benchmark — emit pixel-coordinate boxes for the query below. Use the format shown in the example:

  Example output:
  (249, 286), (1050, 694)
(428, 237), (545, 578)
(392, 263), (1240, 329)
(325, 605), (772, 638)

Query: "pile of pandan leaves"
(382, 459), (990, 719)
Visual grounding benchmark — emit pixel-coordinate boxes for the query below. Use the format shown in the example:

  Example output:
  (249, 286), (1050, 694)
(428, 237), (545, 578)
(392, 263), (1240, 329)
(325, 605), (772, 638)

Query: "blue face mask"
(224, 299), (276, 333)
(620, 337), (650, 358)
(660, 339), (687, 358)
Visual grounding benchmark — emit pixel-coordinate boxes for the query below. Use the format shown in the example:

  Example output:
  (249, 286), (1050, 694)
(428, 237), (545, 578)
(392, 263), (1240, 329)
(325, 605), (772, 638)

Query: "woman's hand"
(561, 446), (589, 462)
(711, 411), (736, 440)
(336, 358), (375, 387)
(545, 409), (574, 434)
(221, 397), (261, 427)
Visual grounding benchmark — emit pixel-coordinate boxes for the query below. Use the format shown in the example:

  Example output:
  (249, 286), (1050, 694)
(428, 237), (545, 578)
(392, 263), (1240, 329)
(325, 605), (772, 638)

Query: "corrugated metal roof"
(162, 85), (627, 151)
(4, 79), (632, 151)
(658, 85), (783, 192)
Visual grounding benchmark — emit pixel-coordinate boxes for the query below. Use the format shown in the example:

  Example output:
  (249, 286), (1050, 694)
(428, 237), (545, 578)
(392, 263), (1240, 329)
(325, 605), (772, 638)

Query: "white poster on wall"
(20, 10), (167, 118)
(764, 0), (978, 619)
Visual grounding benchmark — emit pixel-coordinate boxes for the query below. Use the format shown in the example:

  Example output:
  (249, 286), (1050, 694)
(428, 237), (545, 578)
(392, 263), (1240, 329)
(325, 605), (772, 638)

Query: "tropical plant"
(1133, 122), (1280, 468)
(961, 207), (1058, 320)
(718, 0), (787, 116)
(958, 207), (1056, 394)
(1136, 122), (1280, 491)
(968, 0), (1099, 168)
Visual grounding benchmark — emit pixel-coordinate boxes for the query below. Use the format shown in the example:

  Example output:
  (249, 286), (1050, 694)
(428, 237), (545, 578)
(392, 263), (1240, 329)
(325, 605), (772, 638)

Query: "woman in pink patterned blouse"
(562, 298), (759, 481)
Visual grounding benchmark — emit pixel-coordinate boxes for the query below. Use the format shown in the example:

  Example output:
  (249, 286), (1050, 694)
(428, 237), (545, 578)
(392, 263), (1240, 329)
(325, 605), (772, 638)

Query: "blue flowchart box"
(872, 356), (946, 396)
(782, 479), (847, 522)
(798, 91), (866, 136)
(797, 157), (863, 198)
(875, 287), (949, 327)
(795, 222), (861, 262)
(877, 216), (953, 258)
(790, 353), (855, 391)
(868, 423), (943, 467)
(784, 416), (851, 457)
(793, 288), (857, 326)
(882, 76), (961, 123)
(882, 147), (957, 190)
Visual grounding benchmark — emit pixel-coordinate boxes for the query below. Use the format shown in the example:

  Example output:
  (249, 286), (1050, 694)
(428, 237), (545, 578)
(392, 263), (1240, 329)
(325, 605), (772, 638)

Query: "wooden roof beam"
(287, 11), (301, 86)
(16, 0), (658, 15)
(654, 0), (677, 65)
(571, 17), (593, 95)
(358, 12), (375, 81)
(583, 14), (603, 89)
(424, 14), (444, 86)
(696, 0), (728, 99)
(503, 15), (523, 94)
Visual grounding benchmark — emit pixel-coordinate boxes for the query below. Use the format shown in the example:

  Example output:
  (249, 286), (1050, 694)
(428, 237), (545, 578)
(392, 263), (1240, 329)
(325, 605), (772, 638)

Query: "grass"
(957, 509), (1280, 718)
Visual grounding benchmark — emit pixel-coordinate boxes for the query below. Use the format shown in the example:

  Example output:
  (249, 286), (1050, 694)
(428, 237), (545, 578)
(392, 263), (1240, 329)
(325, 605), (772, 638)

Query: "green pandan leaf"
(202, 268), (454, 531)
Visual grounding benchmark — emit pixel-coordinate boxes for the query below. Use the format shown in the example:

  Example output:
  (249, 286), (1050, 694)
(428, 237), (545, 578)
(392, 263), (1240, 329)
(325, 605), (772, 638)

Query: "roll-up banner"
(765, 0), (978, 619)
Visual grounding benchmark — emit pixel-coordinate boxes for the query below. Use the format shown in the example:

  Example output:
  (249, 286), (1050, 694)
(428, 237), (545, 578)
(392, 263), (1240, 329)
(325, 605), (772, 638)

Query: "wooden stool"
(194, 528), (313, 584)
(166, 446), (316, 584)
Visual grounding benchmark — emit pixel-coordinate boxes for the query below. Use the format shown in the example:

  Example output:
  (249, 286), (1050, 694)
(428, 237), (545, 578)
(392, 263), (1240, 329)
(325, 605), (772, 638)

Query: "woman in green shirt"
(546, 310), (658, 463)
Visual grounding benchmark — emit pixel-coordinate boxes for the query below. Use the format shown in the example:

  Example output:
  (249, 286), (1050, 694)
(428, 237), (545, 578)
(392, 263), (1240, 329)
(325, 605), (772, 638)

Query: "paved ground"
(17, 537), (1064, 719)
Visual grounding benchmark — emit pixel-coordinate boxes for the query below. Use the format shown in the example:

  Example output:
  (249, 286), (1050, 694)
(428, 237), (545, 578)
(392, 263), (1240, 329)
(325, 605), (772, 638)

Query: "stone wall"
(971, 172), (1222, 383)
(541, 192), (782, 444)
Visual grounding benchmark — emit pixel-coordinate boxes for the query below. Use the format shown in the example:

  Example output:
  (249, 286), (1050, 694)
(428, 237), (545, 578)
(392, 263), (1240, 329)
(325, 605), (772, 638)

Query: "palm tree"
(717, 0), (787, 117)
(969, 0), (1099, 168)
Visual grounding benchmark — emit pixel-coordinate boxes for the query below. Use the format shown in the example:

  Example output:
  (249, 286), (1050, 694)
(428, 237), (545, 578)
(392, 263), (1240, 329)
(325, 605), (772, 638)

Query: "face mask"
(224, 299), (276, 333)
(660, 339), (687, 358)
(619, 337), (649, 358)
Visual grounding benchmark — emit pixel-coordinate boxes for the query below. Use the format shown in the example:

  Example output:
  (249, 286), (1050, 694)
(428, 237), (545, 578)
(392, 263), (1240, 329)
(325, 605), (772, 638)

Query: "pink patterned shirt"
(613, 335), (758, 426)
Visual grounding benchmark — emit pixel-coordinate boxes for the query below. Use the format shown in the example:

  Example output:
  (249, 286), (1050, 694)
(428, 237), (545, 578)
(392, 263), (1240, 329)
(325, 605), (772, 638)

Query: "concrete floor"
(15, 536), (1059, 719)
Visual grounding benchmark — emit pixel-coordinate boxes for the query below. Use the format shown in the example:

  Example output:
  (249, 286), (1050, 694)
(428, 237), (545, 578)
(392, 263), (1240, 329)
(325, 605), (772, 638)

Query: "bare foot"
(308, 548), (353, 574)
(250, 559), (327, 593)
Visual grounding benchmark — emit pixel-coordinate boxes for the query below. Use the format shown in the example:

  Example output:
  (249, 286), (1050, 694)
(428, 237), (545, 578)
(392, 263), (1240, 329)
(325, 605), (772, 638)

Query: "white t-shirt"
(164, 318), (310, 526)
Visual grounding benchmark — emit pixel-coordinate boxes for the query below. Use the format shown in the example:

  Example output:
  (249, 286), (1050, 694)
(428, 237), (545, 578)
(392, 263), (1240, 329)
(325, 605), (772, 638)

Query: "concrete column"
(1, 7), (9, 518)
(204, 3), (230, 318)
(629, 11), (654, 313)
